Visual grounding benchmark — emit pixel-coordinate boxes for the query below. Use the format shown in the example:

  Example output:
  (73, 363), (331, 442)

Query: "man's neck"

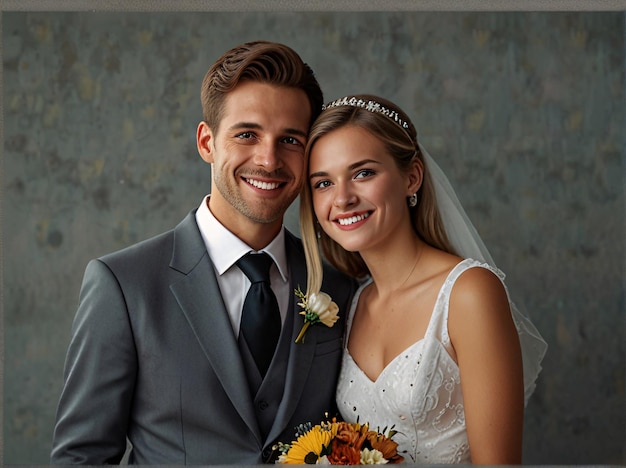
(206, 196), (283, 250)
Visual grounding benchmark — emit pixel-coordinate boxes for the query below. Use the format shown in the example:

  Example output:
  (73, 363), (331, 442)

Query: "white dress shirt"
(195, 195), (290, 336)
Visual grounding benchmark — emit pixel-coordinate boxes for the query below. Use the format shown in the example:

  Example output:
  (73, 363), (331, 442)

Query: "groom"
(50, 41), (355, 465)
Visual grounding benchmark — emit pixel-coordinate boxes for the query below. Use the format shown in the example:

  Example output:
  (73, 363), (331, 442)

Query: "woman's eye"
(313, 180), (331, 189)
(355, 169), (375, 179)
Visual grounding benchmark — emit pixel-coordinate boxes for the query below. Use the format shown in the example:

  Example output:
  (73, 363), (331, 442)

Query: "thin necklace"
(396, 247), (423, 291)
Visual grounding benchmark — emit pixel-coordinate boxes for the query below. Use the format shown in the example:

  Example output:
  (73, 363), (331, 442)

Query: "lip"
(333, 211), (372, 230)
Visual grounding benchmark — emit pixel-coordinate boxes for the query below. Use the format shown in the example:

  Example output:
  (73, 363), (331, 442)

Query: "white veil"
(420, 143), (548, 406)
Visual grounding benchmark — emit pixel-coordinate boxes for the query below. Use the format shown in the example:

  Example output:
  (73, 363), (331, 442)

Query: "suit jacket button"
(258, 400), (269, 411)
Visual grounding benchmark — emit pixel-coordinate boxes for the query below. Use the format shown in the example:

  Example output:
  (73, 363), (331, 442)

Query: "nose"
(252, 141), (281, 172)
(333, 182), (357, 208)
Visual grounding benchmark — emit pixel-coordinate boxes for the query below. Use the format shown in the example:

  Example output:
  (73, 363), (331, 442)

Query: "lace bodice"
(336, 259), (504, 464)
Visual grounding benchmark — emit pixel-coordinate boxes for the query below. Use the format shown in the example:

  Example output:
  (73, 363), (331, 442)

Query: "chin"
(246, 211), (283, 225)
(331, 239), (365, 253)
(241, 199), (291, 223)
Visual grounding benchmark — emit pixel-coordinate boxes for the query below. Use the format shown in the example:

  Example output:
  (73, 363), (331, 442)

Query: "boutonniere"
(294, 286), (339, 344)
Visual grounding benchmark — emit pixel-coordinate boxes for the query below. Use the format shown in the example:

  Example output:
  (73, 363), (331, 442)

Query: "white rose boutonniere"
(294, 286), (339, 344)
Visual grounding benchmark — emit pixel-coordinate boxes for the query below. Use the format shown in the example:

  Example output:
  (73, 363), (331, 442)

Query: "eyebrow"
(228, 122), (308, 139)
(309, 159), (381, 179)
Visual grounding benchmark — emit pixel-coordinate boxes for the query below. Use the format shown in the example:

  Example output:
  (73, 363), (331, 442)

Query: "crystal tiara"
(322, 96), (410, 130)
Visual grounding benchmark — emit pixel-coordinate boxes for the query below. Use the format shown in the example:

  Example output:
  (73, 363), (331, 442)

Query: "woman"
(299, 95), (547, 464)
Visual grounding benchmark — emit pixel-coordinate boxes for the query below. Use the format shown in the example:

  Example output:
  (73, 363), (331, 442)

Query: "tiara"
(322, 96), (410, 130)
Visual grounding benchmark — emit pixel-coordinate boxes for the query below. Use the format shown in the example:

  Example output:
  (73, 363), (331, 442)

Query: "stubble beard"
(213, 171), (299, 225)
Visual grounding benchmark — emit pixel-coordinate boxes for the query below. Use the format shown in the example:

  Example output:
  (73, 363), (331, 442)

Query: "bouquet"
(274, 418), (404, 464)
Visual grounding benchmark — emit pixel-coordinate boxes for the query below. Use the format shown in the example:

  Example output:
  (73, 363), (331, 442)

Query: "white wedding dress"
(333, 143), (546, 464)
(336, 259), (507, 464)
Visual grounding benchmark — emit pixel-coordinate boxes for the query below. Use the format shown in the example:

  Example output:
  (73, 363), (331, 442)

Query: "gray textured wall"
(2, 10), (624, 465)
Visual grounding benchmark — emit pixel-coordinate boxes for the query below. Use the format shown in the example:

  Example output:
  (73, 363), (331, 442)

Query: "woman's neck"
(361, 231), (427, 296)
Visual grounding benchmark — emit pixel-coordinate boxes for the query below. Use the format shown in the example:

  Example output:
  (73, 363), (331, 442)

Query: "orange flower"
(327, 440), (361, 465)
(365, 431), (404, 464)
(327, 422), (366, 465)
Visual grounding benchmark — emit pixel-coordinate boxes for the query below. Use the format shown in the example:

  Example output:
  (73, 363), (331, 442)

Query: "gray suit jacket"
(51, 211), (356, 464)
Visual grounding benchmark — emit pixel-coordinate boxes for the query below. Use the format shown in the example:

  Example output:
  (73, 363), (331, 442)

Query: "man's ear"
(197, 121), (214, 163)
(407, 157), (424, 195)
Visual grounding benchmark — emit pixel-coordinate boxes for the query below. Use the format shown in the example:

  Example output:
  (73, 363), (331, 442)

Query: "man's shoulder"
(284, 229), (355, 284)
(320, 258), (353, 284)
(98, 211), (198, 267)
(100, 229), (173, 262)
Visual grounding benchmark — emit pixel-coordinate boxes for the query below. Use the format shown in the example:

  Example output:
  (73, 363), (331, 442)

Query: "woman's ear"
(197, 121), (214, 163)
(407, 157), (424, 195)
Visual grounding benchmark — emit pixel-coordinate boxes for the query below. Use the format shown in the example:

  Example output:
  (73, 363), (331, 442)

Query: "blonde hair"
(299, 94), (456, 295)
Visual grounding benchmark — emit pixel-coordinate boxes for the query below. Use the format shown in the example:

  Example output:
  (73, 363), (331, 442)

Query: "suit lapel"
(168, 212), (261, 443)
(266, 232), (318, 443)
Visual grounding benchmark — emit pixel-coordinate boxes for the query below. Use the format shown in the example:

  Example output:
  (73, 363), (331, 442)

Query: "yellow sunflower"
(280, 422), (338, 464)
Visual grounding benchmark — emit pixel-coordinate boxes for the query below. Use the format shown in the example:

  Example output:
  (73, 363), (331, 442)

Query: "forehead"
(310, 126), (386, 162)
(221, 81), (311, 131)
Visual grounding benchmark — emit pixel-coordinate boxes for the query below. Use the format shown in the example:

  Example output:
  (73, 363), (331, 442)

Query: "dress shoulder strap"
(424, 258), (505, 355)
(344, 278), (372, 348)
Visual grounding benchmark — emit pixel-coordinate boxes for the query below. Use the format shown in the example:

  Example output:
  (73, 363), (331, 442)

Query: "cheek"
(289, 157), (305, 180)
(278, 147), (304, 176)
(311, 191), (329, 221)
(377, 178), (407, 207)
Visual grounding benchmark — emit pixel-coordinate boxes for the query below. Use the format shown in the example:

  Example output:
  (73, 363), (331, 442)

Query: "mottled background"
(2, 9), (624, 465)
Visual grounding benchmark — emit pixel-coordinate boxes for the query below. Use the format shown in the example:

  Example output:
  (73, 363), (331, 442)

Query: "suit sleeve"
(51, 259), (137, 464)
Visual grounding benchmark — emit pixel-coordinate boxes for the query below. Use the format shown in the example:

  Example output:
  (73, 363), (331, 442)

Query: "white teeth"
(337, 213), (369, 226)
(245, 178), (280, 190)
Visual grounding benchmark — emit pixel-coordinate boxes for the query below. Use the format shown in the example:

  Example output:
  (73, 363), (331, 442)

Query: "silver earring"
(408, 192), (418, 208)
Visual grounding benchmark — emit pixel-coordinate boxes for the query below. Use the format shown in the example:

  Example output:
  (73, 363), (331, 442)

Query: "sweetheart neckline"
(345, 338), (426, 384)
(343, 259), (486, 384)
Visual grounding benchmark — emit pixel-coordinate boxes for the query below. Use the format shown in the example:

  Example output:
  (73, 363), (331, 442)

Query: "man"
(50, 41), (355, 465)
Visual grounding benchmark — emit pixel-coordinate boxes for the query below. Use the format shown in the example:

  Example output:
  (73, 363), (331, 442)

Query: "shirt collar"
(195, 196), (288, 282)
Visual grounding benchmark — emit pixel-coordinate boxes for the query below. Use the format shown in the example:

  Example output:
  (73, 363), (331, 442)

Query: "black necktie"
(237, 252), (281, 377)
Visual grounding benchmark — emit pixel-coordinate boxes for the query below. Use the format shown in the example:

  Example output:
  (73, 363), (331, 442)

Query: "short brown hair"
(200, 41), (323, 132)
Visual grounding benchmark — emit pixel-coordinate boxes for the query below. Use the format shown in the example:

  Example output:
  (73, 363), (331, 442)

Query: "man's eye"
(283, 136), (303, 146)
(236, 132), (254, 139)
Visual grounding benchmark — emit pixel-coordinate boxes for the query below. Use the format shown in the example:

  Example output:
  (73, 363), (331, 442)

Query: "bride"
(299, 95), (547, 464)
